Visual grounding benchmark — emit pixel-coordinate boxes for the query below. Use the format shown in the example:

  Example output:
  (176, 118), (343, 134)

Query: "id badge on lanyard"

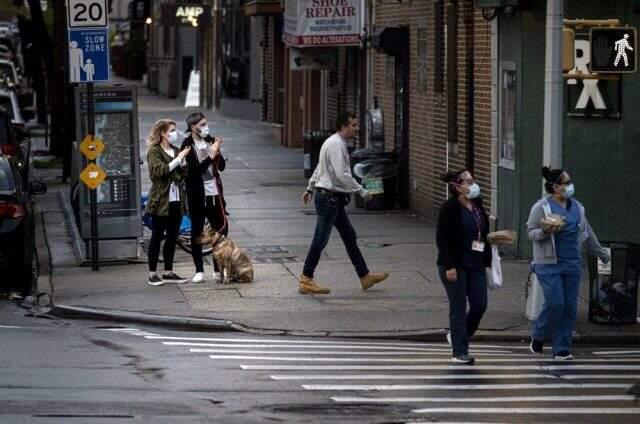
(471, 207), (485, 252)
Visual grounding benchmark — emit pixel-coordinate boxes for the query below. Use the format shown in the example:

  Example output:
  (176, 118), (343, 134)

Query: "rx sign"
(68, 28), (110, 83)
(67, 0), (108, 28)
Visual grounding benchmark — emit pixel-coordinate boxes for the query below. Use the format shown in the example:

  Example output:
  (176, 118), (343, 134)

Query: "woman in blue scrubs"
(526, 167), (610, 360)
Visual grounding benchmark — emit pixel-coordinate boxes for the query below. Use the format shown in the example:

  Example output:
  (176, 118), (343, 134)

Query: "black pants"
(191, 195), (227, 273)
(439, 266), (488, 356)
(148, 202), (182, 272)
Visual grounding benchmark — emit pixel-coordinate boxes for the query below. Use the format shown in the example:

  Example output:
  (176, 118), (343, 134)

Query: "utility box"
(73, 85), (142, 261)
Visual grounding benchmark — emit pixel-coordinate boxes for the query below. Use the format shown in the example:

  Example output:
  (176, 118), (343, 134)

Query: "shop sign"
(283, 0), (362, 47)
(175, 5), (204, 25)
(289, 48), (336, 70)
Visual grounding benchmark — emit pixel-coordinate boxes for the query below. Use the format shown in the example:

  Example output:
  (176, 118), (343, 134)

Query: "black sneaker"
(530, 338), (544, 355)
(553, 351), (575, 361)
(161, 272), (188, 284)
(148, 274), (164, 286)
(451, 354), (475, 364)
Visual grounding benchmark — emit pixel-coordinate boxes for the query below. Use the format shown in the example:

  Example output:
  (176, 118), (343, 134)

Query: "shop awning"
(283, 0), (362, 48)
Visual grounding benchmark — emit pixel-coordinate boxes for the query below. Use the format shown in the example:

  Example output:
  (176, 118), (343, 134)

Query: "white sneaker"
(192, 272), (205, 283)
(446, 332), (452, 346)
(212, 272), (222, 283)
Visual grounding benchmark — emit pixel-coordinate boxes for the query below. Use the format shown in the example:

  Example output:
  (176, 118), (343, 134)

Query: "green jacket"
(145, 144), (187, 216)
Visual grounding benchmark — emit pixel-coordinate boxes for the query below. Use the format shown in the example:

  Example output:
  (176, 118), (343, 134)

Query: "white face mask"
(167, 130), (179, 145)
(199, 125), (210, 137)
(466, 183), (481, 199)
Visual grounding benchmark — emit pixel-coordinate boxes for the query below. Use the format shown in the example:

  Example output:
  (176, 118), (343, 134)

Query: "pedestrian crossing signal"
(589, 27), (637, 73)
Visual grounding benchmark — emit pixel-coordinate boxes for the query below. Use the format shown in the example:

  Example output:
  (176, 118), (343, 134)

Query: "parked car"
(0, 155), (46, 298)
(0, 58), (32, 111)
(0, 109), (29, 182)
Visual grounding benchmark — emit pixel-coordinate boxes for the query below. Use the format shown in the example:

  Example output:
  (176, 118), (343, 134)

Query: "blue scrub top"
(536, 198), (582, 276)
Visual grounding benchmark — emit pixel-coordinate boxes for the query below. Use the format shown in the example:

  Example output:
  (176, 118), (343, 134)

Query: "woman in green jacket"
(145, 119), (191, 286)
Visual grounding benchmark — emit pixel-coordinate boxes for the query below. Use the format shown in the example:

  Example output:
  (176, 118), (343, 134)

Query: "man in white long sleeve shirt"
(299, 112), (389, 294)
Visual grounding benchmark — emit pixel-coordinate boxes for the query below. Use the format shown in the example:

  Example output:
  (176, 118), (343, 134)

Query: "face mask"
(466, 183), (481, 199)
(199, 125), (210, 137)
(562, 183), (575, 199)
(168, 130), (179, 145)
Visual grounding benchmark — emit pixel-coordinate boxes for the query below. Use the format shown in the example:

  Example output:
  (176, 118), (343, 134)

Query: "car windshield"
(0, 160), (13, 191)
(0, 63), (15, 83)
(0, 96), (13, 119)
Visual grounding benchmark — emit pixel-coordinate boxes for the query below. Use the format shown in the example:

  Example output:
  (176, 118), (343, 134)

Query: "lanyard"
(470, 206), (483, 241)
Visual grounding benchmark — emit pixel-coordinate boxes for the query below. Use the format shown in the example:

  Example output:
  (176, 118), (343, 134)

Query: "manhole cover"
(251, 256), (299, 264)
(245, 246), (288, 254)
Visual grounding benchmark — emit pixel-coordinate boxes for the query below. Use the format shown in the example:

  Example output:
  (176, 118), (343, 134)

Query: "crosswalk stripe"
(301, 383), (630, 391)
(411, 407), (640, 414)
(146, 336), (534, 350)
(241, 364), (640, 370)
(593, 350), (640, 355)
(190, 349), (528, 356)
(163, 342), (511, 353)
(210, 355), (640, 363)
(269, 373), (640, 380)
(331, 395), (637, 403)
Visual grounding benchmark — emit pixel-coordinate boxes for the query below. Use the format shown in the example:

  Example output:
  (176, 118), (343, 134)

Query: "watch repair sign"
(283, 0), (362, 47)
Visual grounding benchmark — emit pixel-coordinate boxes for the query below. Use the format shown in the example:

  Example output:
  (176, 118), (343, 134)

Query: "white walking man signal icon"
(614, 34), (633, 67)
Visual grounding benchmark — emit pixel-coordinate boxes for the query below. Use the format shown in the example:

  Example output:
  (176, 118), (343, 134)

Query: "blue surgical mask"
(466, 183), (481, 200)
(168, 130), (179, 145)
(562, 183), (575, 199)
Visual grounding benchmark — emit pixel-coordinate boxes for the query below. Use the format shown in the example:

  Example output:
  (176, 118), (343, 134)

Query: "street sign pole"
(67, 0), (110, 270)
(87, 82), (99, 271)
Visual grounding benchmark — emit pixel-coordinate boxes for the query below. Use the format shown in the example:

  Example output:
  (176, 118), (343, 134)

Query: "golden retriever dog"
(198, 229), (254, 284)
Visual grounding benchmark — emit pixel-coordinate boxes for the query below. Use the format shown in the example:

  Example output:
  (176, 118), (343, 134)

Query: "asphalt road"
(1, 301), (640, 424)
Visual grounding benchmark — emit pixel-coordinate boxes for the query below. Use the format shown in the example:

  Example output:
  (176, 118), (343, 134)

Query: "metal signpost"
(67, 0), (110, 270)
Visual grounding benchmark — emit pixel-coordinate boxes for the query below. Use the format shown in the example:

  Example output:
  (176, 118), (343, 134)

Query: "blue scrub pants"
(532, 271), (581, 354)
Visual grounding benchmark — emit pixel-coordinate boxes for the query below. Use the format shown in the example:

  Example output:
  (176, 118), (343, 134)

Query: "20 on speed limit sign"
(67, 0), (108, 28)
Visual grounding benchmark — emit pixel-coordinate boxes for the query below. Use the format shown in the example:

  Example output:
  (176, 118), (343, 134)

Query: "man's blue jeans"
(439, 266), (488, 357)
(303, 192), (369, 279)
(532, 270), (581, 354)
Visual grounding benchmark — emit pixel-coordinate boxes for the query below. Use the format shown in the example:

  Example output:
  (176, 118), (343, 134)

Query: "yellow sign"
(79, 135), (105, 160)
(79, 163), (106, 190)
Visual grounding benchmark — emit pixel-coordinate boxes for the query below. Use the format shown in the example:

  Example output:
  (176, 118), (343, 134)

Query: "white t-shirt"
(193, 139), (219, 197)
(163, 147), (185, 202)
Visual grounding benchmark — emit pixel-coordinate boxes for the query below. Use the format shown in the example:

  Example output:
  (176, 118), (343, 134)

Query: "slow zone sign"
(283, 0), (362, 47)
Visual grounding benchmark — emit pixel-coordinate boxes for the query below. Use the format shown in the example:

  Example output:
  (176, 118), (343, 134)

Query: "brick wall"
(372, 0), (492, 220)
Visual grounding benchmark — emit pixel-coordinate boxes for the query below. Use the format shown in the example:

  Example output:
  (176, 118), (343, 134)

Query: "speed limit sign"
(67, 0), (108, 28)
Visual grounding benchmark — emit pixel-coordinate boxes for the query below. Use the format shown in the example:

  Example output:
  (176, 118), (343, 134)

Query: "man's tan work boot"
(360, 272), (390, 291)
(299, 274), (331, 294)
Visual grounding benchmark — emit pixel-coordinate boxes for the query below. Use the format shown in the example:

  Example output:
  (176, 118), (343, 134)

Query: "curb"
(48, 305), (640, 344)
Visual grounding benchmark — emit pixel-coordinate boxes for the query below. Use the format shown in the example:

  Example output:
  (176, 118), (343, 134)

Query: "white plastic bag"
(487, 245), (503, 290)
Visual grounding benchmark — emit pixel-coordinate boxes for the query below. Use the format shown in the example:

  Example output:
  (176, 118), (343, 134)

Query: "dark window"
(0, 96), (14, 120)
(0, 114), (10, 144)
(0, 63), (15, 83)
(0, 159), (13, 191)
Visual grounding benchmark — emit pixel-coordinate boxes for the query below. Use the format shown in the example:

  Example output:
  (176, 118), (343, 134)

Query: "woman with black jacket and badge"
(436, 170), (492, 365)
(181, 112), (228, 284)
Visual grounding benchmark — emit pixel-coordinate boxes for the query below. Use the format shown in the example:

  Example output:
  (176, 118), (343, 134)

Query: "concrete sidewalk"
(31, 85), (640, 343)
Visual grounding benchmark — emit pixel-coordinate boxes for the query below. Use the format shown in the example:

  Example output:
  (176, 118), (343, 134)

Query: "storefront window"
(499, 68), (516, 169)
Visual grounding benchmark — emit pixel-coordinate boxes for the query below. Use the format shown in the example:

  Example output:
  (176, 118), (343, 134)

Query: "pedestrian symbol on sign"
(589, 27), (637, 73)
(614, 34), (633, 67)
